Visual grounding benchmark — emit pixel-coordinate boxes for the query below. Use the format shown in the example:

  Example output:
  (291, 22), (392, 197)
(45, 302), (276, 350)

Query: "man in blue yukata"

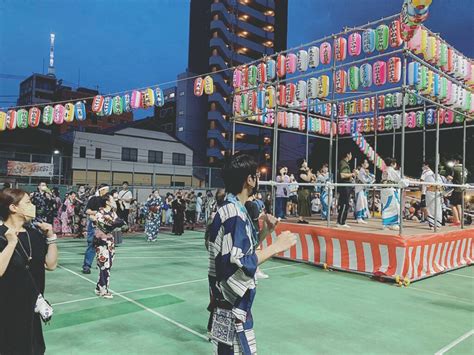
(207, 154), (297, 354)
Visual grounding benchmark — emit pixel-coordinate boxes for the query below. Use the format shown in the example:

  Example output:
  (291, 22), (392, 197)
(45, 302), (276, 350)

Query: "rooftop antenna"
(47, 33), (56, 77)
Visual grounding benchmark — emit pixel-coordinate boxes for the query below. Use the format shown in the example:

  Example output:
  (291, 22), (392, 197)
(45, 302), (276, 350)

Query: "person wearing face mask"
(354, 160), (375, 224)
(172, 192), (186, 236)
(143, 190), (163, 242)
(0, 188), (58, 354)
(82, 184), (109, 274)
(90, 193), (125, 299)
(30, 181), (54, 224)
(207, 154), (296, 354)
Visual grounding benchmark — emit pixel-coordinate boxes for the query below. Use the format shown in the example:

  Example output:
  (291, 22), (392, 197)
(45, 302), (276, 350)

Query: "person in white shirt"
(354, 159), (375, 224)
(421, 162), (443, 229)
(288, 174), (299, 217)
(196, 192), (203, 223)
(381, 158), (409, 231)
(118, 182), (133, 224)
(311, 194), (321, 214)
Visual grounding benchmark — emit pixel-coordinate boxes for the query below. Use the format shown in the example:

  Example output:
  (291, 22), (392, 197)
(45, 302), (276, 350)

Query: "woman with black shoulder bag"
(0, 188), (58, 355)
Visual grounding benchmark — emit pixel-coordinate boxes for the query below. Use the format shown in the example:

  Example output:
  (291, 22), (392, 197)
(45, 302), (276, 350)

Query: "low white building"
(71, 128), (201, 188)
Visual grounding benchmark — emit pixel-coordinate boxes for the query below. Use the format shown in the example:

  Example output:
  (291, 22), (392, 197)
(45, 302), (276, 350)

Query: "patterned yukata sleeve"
(216, 204), (258, 306)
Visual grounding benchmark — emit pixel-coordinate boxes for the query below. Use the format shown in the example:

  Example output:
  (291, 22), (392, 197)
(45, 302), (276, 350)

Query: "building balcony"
(207, 147), (225, 159)
(211, 3), (274, 42)
(209, 56), (231, 77)
(209, 37), (253, 65)
(208, 92), (231, 113)
(213, 74), (232, 96)
(211, 20), (271, 55)
(208, 111), (231, 131)
(224, 0), (275, 25)
(207, 129), (231, 149)
(255, 0), (276, 10)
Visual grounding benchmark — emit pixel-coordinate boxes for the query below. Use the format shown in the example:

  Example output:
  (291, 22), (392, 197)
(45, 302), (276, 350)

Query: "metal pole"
(132, 162), (135, 188)
(373, 94), (379, 216)
(327, 34), (337, 227)
(85, 158), (88, 186)
(305, 97), (310, 161)
(153, 164), (156, 190)
(58, 154), (62, 185)
(232, 119), (236, 155)
(461, 119), (466, 229)
(110, 160), (113, 186)
(208, 167), (212, 189)
(399, 47), (408, 236)
(28, 153), (32, 186)
(422, 101), (426, 162)
(271, 66), (280, 216)
(434, 99), (440, 233)
(392, 122), (396, 158)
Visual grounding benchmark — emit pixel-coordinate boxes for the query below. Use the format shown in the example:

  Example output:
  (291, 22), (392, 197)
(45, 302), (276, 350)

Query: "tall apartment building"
(179, 0), (288, 166)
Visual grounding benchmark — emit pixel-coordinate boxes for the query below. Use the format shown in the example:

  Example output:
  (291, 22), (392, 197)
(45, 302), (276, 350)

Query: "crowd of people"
(259, 153), (469, 231)
(0, 150), (471, 354)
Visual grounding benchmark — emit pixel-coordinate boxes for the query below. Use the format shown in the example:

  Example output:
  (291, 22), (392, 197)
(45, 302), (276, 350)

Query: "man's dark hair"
(341, 150), (352, 159)
(98, 183), (109, 189)
(197, 192), (202, 197)
(222, 154), (258, 195)
(122, 181), (129, 185)
(384, 157), (393, 166)
(38, 181), (48, 185)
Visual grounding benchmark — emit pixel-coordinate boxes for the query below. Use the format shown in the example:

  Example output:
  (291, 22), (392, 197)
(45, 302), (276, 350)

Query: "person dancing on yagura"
(381, 158), (410, 231)
(354, 159), (375, 224)
(420, 161), (443, 229)
(207, 154), (296, 354)
(316, 163), (331, 220)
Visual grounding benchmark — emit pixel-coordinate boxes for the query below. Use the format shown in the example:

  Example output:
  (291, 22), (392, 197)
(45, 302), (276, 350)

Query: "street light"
(53, 150), (61, 184)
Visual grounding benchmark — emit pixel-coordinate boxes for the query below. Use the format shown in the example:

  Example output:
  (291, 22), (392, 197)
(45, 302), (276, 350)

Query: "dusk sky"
(0, 0), (473, 115)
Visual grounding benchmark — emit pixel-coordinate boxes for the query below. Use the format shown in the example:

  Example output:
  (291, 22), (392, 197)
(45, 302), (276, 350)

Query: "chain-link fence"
(0, 151), (225, 193)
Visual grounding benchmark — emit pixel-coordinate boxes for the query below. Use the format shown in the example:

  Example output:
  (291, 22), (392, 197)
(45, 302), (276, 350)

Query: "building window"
(172, 153), (186, 166)
(79, 146), (86, 158)
(179, 110), (184, 116)
(122, 147), (138, 162)
(172, 181), (185, 187)
(169, 92), (175, 98)
(179, 91), (185, 96)
(148, 150), (163, 164)
(95, 148), (102, 159)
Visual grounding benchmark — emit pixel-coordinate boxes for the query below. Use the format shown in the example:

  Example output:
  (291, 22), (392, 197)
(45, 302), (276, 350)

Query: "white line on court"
(58, 265), (209, 341)
(59, 256), (208, 260)
(52, 277), (208, 306)
(434, 329), (474, 355)
(53, 263), (299, 307)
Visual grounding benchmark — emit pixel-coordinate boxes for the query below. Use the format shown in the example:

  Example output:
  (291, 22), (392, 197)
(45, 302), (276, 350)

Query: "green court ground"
(44, 231), (473, 354)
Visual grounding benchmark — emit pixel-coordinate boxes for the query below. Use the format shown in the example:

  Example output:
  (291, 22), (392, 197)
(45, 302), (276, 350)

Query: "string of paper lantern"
(352, 131), (387, 171)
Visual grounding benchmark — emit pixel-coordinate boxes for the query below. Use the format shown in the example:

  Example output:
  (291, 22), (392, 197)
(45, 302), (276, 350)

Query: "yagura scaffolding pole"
(328, 34), (338, 227)
(399, 45), (408, 236)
